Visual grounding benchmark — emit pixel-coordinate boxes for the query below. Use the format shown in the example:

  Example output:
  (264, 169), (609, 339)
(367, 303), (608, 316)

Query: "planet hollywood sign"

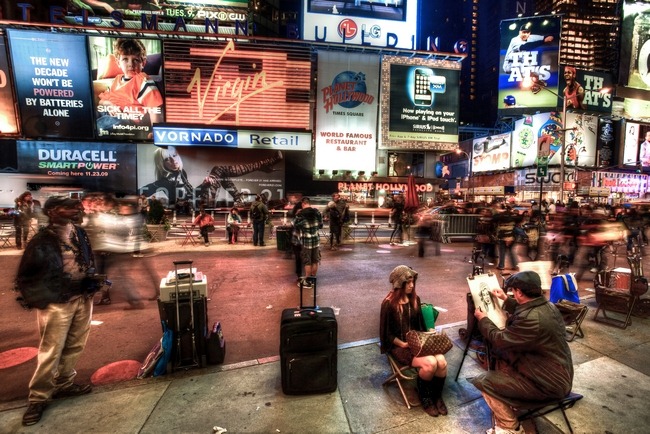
(338, 182), (434, 193)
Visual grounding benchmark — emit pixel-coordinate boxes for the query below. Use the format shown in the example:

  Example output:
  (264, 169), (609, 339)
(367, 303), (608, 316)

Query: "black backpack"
(251, 204), (262, 221)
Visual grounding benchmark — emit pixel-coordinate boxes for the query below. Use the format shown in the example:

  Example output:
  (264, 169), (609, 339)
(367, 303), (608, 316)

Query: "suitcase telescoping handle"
(173, 260), (193, 266)
(299, 277), (317, 309)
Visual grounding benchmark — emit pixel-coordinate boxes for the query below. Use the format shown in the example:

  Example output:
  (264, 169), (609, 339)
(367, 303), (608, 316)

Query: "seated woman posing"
(227, 207), (242, 244)
(193, 207), (215, 247)
(380, 265), (448, 417)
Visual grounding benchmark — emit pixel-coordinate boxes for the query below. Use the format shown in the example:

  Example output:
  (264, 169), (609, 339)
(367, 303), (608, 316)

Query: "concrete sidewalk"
(1, 297), (649, 434)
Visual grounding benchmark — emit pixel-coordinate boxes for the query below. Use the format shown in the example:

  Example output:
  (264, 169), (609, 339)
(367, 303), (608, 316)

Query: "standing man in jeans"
(14, 196), (102, 426)
(294, 197), (323, 289)
(250, 194), (269, 246)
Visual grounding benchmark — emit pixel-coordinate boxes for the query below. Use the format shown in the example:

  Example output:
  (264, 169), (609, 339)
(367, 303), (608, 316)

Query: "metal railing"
(430, 214), (480, 243)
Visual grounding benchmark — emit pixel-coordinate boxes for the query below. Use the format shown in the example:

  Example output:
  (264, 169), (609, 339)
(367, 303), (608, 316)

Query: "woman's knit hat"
(389, 265), (418, 289)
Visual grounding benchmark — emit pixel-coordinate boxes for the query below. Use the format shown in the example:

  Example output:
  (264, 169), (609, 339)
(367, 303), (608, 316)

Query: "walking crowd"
(472, 199), (644, 280)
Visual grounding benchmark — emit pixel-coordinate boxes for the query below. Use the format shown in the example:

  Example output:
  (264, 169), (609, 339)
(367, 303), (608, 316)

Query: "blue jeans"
(253, 220), (265, 245)
(497, 240), (517, 269)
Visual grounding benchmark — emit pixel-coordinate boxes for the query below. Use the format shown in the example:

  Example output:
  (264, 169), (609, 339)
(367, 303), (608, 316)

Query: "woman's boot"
(430, 376), (448, 416)
(417, 377), (438, 417)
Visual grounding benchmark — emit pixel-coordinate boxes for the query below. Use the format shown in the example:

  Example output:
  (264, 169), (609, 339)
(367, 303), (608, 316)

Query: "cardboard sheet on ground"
(467, 273), (507, 330)
(517, 261), (553, 290)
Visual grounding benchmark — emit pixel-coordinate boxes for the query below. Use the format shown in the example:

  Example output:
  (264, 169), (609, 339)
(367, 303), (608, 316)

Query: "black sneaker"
(297, 278), (312, 289)
(53, 383), (92, 399)
(22, 402), (46, 426)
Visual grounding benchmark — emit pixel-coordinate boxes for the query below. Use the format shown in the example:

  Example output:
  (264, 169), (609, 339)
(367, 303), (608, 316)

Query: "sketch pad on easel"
(467, 273), (508, 330)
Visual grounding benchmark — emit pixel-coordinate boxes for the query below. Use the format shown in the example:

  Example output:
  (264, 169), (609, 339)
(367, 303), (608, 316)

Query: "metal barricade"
(431, 214), (480, 243)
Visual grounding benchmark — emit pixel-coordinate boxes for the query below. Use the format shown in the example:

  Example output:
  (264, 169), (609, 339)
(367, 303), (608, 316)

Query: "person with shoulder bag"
(380, 265), (449, 417)
(14, 196), (102, 426)
(250, 194), (269, 246)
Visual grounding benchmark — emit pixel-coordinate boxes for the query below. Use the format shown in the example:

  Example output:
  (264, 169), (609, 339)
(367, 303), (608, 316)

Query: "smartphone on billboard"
(413, 68), (433, 106)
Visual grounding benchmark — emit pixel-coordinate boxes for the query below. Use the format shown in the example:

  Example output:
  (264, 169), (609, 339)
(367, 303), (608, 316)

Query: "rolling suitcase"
(280, 277), (338, 395)
(158, 260), (206, 371)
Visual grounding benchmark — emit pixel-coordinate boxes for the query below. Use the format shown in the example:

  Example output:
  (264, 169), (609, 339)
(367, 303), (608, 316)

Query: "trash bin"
(276, 226), (292, 251)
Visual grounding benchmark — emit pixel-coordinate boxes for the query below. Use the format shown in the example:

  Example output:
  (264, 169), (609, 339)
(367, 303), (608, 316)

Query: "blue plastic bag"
(153, 321), (173, 377)
(550, 273), (579, 304)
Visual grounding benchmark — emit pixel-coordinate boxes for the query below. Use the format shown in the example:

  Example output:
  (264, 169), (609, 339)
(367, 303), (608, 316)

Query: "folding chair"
(593, 285), (636, 329)
(554, 299), (589, 341)
(382, 353), (420, 409)
(513, 392), (583, 434)
(0, 225), (15, 249)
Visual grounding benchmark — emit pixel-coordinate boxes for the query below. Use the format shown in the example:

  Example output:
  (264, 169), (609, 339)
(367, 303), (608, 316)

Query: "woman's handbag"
(205, 224), (216, 232)
(406, 330), (453, 357)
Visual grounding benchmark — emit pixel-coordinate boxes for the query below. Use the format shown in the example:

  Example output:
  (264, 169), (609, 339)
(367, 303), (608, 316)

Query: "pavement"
(0, 226), (649, 433)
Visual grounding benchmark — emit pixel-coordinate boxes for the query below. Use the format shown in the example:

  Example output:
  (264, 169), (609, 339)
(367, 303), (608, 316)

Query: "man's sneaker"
(22, 402), (46, 426)
(297, 278), (312, 289)
(53, 383), (92, 399)
(486, 424), (526, 434)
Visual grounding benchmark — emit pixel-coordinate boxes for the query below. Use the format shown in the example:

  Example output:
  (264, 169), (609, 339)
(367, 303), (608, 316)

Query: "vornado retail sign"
(515, 168), (576, 189)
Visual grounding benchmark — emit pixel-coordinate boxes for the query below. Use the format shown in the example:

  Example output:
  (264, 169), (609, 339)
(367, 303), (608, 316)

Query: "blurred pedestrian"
(14, 191), (36, 249)
(390, 193), (405, 245)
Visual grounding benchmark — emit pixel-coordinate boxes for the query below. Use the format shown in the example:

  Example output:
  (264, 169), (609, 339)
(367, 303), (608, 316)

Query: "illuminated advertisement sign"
(558, 66), (613, 113)
(498, 16), (561, 115)
(7, 30), (94, 139)
(89, 36), (164, 141)
(302, 0), (419, 49)
(622, 121), (639, 166)
(16, 140), (137, 192)
(597, 118), (618, 168)
(511, 112), (568, 167)
(315, 51), (378, 172)
(380, 56), (460, 150)
(153, 125), (312, 151)
(163, 39), (312, 130)
(64, 0), (248, 29)
(471, 133), (511, 173)
(564, 112), (598, 167)
(137, 145), (285, 209)
(0, 37), (18, 135)
(621, 1), (650, 91)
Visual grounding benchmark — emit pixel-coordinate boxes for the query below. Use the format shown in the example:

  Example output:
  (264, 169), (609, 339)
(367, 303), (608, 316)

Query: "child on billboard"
(96, 38), (163, 139)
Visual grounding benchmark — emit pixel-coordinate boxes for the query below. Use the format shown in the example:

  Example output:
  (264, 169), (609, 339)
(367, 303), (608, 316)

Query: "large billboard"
(16, 140), (137, 193)
(511, 112), (567, 167)
(380, 56), (460, 150)
(64, 0), (248, 30)
(472, 133), (511, 173)
(558, 66), (613, 114)
(315, 51), (378, 172)
(162, 39), (312, 130)
(7, 30), (95, 139)
(0, 36), (18, 135)
(89, 36), (164, 141)
(564, 112), (598, 167)
(498, 16), (562, 115)
(302, 0), (419, 49)
(620, 1), (650, 91)
(137, 145), (285, 209)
